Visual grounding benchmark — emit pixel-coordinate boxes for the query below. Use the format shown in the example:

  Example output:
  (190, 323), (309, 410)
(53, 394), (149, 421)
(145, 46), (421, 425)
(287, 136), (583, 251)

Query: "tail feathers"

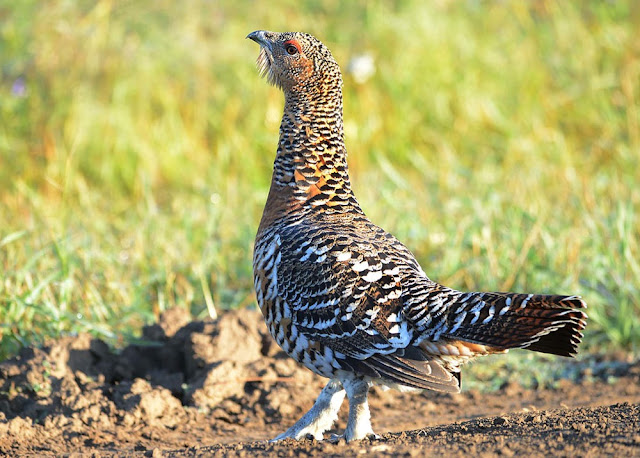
(444, 292), (587, 357)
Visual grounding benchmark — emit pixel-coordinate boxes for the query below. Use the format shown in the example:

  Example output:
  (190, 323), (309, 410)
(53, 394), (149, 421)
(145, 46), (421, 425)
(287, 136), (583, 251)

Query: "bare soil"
(1, 309), (639, 457)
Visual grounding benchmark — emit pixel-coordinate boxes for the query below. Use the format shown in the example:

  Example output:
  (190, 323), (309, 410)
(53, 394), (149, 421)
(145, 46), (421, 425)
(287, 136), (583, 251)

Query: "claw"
(329, 431), (381, 443)
(270, 430), (323, 442)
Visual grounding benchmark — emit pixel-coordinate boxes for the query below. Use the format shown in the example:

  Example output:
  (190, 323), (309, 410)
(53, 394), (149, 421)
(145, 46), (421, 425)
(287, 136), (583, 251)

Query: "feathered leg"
(272, 378), (345, 441)
(343, 379), (378, 442)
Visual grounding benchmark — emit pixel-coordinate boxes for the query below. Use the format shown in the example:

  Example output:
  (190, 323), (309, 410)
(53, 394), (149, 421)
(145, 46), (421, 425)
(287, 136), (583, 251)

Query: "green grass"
(1, 0), (639, 361)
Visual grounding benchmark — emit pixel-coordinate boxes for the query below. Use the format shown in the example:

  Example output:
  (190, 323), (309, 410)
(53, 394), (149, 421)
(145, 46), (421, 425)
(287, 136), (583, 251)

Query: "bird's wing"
(275, 220), (460, 391)
(277, 220), (411, 357)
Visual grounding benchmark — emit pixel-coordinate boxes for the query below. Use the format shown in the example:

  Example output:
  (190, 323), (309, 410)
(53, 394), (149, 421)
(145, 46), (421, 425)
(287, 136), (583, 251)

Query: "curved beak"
(247, 30), (277, 85)
(247, 30), (270, 48)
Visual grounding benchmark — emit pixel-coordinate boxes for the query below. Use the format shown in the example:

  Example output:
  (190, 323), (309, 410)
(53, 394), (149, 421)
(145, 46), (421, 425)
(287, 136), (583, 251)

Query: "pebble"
(493, 416), (509, 426)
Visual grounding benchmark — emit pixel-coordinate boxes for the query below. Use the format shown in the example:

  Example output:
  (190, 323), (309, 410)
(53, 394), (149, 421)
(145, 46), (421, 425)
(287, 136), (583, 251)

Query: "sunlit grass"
(1, 0), (639, 361)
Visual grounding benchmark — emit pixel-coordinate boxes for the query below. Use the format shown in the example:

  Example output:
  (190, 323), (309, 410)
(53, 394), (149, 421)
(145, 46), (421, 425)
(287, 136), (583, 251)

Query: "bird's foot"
(329, 431), (381, 443)
(270, 379), (346, 442)
(271, 424), (326, 442)
(342, 378), (378, 442)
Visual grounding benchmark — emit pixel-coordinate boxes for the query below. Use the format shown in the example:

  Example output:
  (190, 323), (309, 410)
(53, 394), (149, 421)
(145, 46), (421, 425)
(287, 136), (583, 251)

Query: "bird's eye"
(285, 44), (298, 55)
(284, 41), (300, 55)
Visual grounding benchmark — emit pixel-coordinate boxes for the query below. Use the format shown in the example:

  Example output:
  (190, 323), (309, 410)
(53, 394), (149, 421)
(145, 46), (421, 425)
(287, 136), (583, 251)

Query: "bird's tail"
(443, 292), (587, 357)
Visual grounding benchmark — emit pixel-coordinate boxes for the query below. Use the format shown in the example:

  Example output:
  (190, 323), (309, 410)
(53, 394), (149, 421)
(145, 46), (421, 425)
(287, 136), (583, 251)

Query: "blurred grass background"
(1, 0), (639, 363)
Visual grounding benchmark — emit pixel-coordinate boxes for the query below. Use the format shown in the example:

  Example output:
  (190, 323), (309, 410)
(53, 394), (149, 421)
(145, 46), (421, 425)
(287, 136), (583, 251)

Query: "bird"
(247, 30), (587, 442)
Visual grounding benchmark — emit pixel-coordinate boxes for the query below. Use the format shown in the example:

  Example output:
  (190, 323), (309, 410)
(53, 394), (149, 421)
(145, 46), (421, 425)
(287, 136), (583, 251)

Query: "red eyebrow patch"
(284, 39), (302, 53)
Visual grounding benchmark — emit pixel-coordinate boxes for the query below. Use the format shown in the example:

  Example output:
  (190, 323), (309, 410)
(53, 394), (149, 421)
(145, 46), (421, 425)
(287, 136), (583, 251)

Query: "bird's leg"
(343, 378), (378, 441)
(272, 378), (345, 441)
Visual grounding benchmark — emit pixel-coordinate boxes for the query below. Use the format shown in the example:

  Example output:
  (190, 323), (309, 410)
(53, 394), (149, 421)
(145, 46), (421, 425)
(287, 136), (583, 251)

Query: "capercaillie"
(247, 30), (587, 442)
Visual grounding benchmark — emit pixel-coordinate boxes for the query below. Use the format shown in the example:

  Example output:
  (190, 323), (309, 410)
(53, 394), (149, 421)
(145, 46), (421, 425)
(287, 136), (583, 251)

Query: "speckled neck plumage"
(270, 62), (358, 214)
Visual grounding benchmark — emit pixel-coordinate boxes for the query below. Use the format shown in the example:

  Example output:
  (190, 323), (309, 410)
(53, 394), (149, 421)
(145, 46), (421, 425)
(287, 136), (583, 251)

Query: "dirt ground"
(1, 309), (639, 457)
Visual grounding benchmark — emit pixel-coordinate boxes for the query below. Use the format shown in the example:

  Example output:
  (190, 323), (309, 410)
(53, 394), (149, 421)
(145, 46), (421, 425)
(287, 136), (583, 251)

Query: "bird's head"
(247, 30), (341, 95)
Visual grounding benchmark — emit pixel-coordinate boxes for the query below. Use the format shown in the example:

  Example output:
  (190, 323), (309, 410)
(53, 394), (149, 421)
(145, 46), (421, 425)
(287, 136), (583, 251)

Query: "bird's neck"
(265, 87), (361, 215)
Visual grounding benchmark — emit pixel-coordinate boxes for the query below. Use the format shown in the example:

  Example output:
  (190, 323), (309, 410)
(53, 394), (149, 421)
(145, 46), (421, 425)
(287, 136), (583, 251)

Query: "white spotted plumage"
(248, 29), (587, 442)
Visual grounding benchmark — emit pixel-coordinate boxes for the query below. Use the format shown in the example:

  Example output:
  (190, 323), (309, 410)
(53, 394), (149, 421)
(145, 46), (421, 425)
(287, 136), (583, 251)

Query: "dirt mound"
(0, 309), (639, 456)
(0, 309), (323, 455)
